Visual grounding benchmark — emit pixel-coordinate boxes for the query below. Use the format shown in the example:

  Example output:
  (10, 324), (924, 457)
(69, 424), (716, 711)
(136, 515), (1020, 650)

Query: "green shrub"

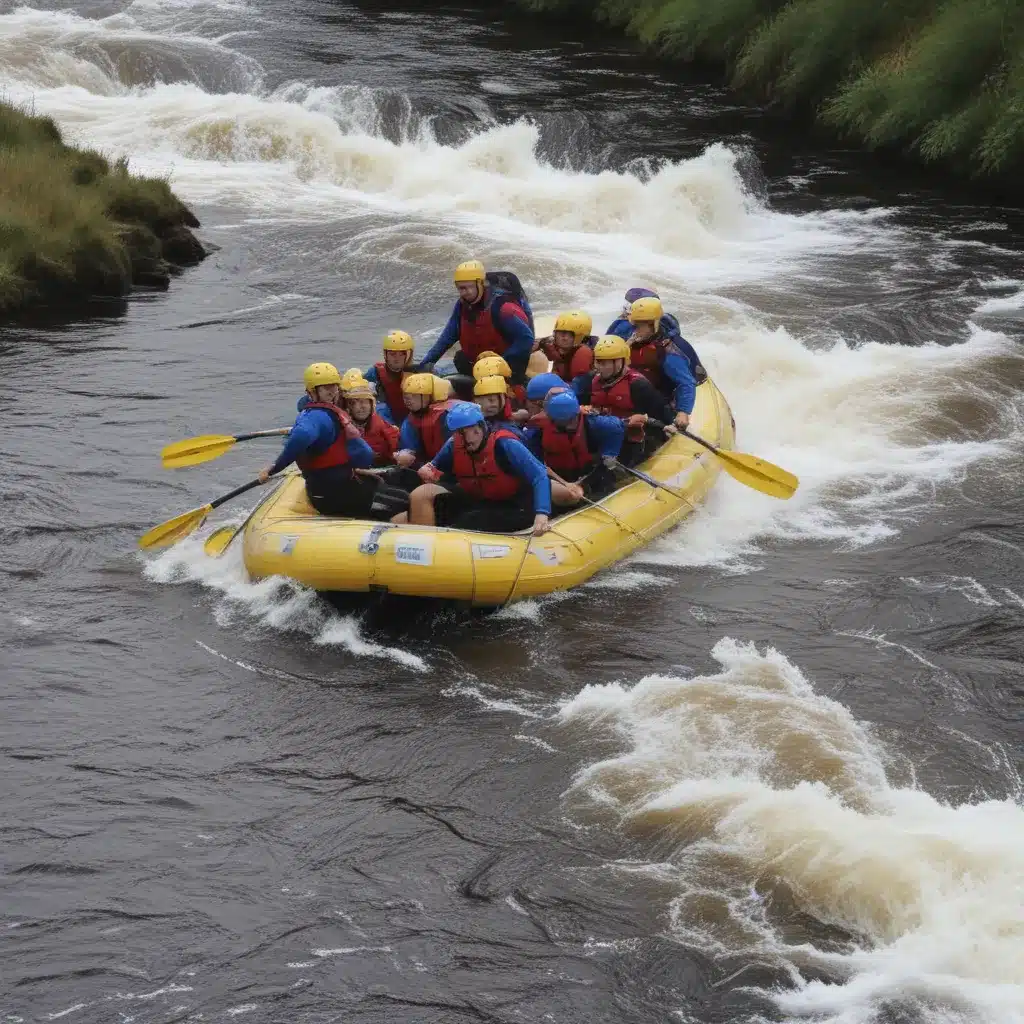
(0, 100), (199, 314)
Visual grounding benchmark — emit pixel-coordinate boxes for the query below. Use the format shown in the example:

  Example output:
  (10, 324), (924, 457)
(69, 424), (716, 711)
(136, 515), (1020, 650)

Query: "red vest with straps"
(458, 290), (527, 363)
(373, 362), (407, 422)
(544, 340), (594, 384)
(410, 399), (455, 461)
(453, 427), (523, 501)
(629, 336), (669, 391)
(535, 413), (594, 474)
(590, 368), (644, 418)
(295, 402), (352, 473)
(355, 412), (400, 465)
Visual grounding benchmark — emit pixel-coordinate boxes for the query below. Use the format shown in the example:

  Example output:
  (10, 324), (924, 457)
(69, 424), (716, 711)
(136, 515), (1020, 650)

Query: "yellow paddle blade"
(203, 524), (239, 558)
(138, 503), (213, 550)
(714, 448), (799, 500)
(161, 434), (237, 468)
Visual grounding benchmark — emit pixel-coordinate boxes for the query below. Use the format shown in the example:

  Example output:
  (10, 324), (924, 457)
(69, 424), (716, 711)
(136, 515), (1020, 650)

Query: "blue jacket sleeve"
(363, 365), (379, 383)
(346, 436), (375, 468)
(421, 303), (462, 365)
(662, 351), (696, 414)
(296, 392), (310, 412)
(430, 438), (455, 474)
(521, 426), (543, 458)
(496, 438), (551, 516)
(586, 415), (625, 459)
(495, 303), (535, 364)
(573, 374), (592, 403)
(398, 417), (420, 452)
(376, 401), (395, 425)
(606, 318), (632, 339)
(270, 410), (333, 475)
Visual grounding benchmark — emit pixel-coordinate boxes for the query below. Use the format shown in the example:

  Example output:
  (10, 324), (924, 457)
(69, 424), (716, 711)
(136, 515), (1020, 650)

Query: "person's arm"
(587, 415), (625, 459)
(573, 374), (592, 403)
(346, 436), (376, 468)
(496, 302), (534, 368)
(296, 392), (311, 412)
(268, 410), (331, 475)
(520, 425), (543, 458)
(420, 303), (462, 366)
(377, 401), (396, 425)
(398, 416), (421, 454)
(497, 438), (552, 516)
(418, 437), (454, 482)
(363, 365), (379, 383)
(661, 351), (696, 415)
(630, 378), (674, 423)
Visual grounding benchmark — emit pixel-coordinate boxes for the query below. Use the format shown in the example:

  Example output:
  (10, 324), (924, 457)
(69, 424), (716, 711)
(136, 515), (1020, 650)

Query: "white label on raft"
(530, 547), (561, 566)
(279, 535), (299, 555)
(394, 538), (433, 566)
(472, 543), (511, 560)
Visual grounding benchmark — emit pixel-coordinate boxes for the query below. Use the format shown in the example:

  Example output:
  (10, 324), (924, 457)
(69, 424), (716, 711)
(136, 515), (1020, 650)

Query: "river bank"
(0, 101), (206, 317)
(514, 0), (1024, 186)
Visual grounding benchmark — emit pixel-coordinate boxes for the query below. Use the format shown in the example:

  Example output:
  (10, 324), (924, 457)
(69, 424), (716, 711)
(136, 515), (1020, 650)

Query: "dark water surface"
(2, 2), (1023, 1022)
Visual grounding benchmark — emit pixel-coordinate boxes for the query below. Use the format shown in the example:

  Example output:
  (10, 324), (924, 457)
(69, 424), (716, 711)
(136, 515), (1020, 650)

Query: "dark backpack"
(485, 271), (534, 333)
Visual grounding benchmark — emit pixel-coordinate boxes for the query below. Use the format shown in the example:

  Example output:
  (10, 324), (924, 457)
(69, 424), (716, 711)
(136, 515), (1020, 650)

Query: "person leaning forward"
(395, 402), (552, 536)
(258, 362), (386, 517)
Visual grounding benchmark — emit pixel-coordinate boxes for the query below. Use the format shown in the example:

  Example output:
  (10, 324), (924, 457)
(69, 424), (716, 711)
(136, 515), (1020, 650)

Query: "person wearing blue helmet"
(510, 371), (567, 426)
(525, 390), (625, 506)
(395, 402), (552, 535)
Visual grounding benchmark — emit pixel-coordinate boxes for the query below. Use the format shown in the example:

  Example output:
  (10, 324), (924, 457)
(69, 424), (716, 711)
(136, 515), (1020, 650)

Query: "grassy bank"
(517, 0), (1024, 181)
(0, 102), (206, 316)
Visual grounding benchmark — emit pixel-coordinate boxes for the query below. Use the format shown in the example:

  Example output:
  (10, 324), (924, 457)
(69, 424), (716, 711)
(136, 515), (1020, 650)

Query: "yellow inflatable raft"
(241, 377), (735, 606)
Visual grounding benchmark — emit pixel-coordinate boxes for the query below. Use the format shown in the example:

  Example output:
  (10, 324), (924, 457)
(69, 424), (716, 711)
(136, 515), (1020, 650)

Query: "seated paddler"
(396, 401), (552, 536)
(524, 389), (624, 507)
(393, 373), (456, 469)
(258, 362), (382, 518)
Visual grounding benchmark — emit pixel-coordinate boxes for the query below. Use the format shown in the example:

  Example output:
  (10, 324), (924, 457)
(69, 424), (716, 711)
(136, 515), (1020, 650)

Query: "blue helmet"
(446, 401), (485, 431)
(545, 390), (580, 423)
(526, 372), (565, 401)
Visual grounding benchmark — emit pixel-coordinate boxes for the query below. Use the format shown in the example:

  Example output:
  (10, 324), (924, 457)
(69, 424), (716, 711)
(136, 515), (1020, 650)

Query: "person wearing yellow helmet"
(257, 363), (382, 518)
(473, 352), (527, 410)
(418, 261), (536, 383)
(624, 294), (706, 430)
(538, 310), (597, 388)
(340, 378), (400, 466)
(473, 374), (524, 434)
(392, 373), (457, 469)
(364, 329), (416, 425)
(574, 337), (675, 464)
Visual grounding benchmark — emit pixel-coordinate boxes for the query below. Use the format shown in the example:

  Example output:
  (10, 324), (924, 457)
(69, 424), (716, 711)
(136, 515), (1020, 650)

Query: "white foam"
(558, 638), (1024, 1024)
(142, 521), (427, 670)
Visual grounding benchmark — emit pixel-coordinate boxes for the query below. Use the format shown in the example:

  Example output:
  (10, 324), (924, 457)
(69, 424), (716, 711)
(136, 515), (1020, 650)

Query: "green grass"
(514, 0), (1024, 180)
(0, 102), (202, 315)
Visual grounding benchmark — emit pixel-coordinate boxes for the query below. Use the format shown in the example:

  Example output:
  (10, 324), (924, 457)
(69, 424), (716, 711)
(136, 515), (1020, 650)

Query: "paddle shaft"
(612, 460), (689, 502)
(211, 478), (266, 510)
(234, 428), (290, 441)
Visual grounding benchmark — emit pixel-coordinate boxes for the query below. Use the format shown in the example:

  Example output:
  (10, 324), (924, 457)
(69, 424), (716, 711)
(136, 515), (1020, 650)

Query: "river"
(2, 1), (1023, 1022)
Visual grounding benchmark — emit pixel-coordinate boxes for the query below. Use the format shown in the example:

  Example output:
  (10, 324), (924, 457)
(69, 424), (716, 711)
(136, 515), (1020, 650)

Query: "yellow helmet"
(303, 361), (342, 389)
(553, 310), (592, 344)
(453, 260), (486, 286)
(383, 329), (414, 353)
(473, 374), (508, 397)
(593, 335), (630, 361)
(473, 354), (512, 380)
(402, 373), (435, 396)
(628, 296), (664, 325)
(525, 348), (550, 379)
(432, 375), (452, 402)
(341, 367), (368, 390)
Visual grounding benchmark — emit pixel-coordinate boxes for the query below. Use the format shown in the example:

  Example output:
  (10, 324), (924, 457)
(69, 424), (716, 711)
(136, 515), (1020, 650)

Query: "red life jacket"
(373, 362), (407, 422)
(452, 427), (523, 501)
(458, 290), (529, 363)
(590, 368), (644, 418)
(410, 399), (455, 460)
(509, 382), (527, 410)
(544, 340), (595, 384)
(629, 336), (669, 391)
(535, 413), (594, 474)
(295, 402), (352, 473)
(355, 411), (400, 465)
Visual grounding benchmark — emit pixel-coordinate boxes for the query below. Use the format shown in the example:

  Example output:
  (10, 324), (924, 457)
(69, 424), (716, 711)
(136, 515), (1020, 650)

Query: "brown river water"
(1, 1), (1023, 1022)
